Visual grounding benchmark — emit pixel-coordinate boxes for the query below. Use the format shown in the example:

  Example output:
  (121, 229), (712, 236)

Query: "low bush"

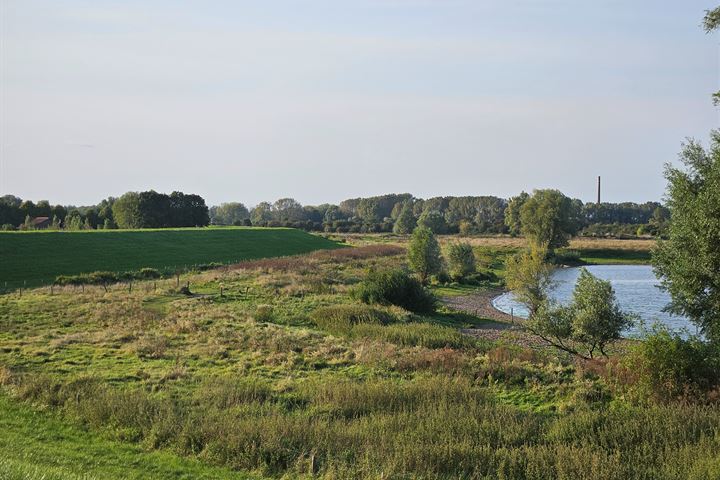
(353, 269), (436, 313)
(616, 327), (720, 403)
(310, 305), (396, 336)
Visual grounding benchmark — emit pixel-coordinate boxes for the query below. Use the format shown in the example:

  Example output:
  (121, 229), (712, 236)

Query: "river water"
(492, 265), (695, 337)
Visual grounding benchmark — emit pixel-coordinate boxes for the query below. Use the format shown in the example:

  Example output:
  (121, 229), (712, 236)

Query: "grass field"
(0, 228), (341, 289)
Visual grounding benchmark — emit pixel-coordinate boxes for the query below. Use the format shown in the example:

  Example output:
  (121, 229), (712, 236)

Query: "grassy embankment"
(1, 238), (718, 479)
(0, 227), (342, 289)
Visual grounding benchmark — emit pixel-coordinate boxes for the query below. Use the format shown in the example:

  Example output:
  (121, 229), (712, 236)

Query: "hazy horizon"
(2, 0), (718, 207)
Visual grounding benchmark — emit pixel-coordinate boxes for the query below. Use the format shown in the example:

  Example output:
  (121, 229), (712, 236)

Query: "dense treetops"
(1, 190), (668, 235)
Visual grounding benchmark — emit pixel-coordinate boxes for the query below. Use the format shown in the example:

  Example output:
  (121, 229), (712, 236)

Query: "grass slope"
(0, 395), (257, 480)
(0, 227), (341, 288)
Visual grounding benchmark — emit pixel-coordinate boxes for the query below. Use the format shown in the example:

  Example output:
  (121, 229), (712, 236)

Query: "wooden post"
(511, 307), (514, 325)
(50, 284), (53, 295)
(128, 281), (132, 293)
(176, 272), (180, 287)
(154, 281), (157, 292)
(220, 286), (223, 297)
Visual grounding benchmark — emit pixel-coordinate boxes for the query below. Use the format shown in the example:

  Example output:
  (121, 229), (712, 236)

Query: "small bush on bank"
(617, 327), (720, 403)
(311, 304), (397, 335)
(353, 269), (436, 313)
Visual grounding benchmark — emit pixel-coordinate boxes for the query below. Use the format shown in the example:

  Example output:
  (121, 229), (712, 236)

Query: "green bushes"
(310, 305), (396, 335)
(618, 327), (720, 403)
(353, 269), (436, 313)
(54, 267), (163, 289)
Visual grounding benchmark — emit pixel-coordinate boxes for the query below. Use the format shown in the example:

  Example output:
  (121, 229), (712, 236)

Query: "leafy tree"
(65, 210), (84, 230)
(112, 192), (142, 229)
(407, 226), (443, 284)
(504, 191), (529, 236)
(446, 242), (476, 280)
(210, 202), (250, 225)
(528, 269), (633, 359)
(417, 210), (447, 234)
(519, 189), (579, 251)
(504, 244), (554, 317)
(273, 198), (303, 222)
(250, 202), (273, 225)
(393, 202), (416, 234)
(653, 131), (720, 342)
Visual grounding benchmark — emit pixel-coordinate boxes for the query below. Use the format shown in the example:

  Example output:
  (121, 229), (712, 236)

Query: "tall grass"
(8, 372), (720, 479)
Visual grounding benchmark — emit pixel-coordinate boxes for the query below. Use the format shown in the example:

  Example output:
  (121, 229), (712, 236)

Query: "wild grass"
(0, 235), (715, 479)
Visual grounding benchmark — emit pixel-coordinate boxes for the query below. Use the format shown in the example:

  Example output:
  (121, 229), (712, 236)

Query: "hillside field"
(0, 227), (341, 288)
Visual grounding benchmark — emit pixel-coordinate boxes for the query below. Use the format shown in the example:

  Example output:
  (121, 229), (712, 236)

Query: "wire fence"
(0, 259), (248, 298)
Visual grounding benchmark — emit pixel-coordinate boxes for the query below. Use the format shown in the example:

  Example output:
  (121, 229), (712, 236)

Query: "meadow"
(0, 227), (341, 289)
(0, 236), (718, 479)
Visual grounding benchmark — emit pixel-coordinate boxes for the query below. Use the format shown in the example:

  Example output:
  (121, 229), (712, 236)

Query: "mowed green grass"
(0, 227), (341, 288)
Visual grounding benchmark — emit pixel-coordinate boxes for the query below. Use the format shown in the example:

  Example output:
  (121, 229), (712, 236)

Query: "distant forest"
(0, 191), (669, 237)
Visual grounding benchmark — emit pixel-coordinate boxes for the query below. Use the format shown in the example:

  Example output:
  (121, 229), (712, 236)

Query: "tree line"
(208, 193), (668, 236)
(1, 189), (668, 235)
(0, 191), (209, 230)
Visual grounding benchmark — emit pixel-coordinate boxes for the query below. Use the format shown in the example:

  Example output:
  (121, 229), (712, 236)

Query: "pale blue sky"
(1, 0), (718, 206)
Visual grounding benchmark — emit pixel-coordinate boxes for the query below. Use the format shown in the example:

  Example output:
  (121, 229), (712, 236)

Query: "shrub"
(353, 269), (436, 313)
(138, 267), (161, 279)
(619, 327), (720, 403)
(447, 242), (476, 280)
(311, 305), (397, 335)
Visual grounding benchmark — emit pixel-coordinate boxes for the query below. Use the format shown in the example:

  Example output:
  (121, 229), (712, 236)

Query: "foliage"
(518, 189), (580, 251)
(209, 202), (250, 226)
(392, 202), (416, 234)
(504, 244), (554, 317)
(446, 242), (476, 280)
(416, 209), (447, 233)
(528, 269), (633, 359)
(353, 269), (436, 313)
(504, 191), (529, 236)
(620, 327), (720, 403)
(112, 190), (209, 229)
(407, 226), (443, 283)
(653, 131), (720, 342)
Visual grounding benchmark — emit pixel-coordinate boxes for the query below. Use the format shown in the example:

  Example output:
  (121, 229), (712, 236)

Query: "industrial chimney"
(597, 176), (601, 205)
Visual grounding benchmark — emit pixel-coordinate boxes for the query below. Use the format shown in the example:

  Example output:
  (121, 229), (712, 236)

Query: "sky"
(1, 0), (718, 207)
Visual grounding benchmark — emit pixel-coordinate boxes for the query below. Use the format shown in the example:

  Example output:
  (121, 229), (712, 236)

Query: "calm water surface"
(492, 265), (694, 337)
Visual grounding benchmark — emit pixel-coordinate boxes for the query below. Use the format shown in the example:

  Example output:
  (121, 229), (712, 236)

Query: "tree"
(504, 191), (529, 236)
(417, 209), (447, 234)
(518, 189), (579, 251)
(653, 131), (720, 342)
(112, 192), (142, 229)
(65, 210), (84, 230)
(250, 202), (273, 225)
(446, 242), (476, 280)
(528, 269), (633, 359)
(504, 244), (554, 317)
(407, 226), (443, 284)
(393, 202), (416, 234)
(272, 198), (303, 223)
(210, 202), (250, 225)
